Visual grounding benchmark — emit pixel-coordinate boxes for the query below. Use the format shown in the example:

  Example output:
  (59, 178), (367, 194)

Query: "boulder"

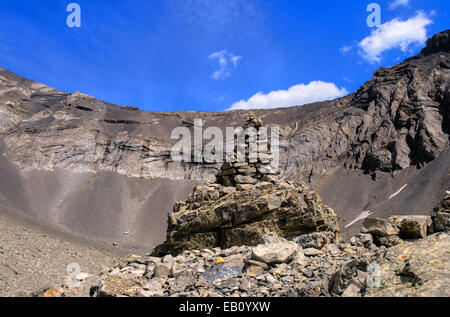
(293, 233), (328, 250)
(154, 263), (172, 278)
(388, 215), (432, 239)
(350, 233), (373, 247)
(330, 259), (370, 296)
(362, 218), (400, 237)
(434, 211), (450, 232)
(304, 248), (324, 257)
(220, 187), (236, 196)
(243, 260), (268, 277)
(251, 236), (299, 265)
(327, 244), (342, 256)
(234, 175), (258, 184)
(156, 181), (339, 255)
(341, 283), (362, 297)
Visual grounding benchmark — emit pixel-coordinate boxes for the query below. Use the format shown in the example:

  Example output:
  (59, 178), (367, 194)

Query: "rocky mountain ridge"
(0, 30), (449, 250)
(1, 31), (448, 181)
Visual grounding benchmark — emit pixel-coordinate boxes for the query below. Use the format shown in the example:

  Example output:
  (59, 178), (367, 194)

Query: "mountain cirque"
(0, 30), (449, 297)
(1, 31), (449, 251)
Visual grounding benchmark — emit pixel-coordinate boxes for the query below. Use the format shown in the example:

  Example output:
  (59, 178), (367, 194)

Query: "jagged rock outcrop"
(154, 114), (340, 255)
(418, 29), (450, 57)
(156, 180), (340, 255)
(328, 212), (450, 297)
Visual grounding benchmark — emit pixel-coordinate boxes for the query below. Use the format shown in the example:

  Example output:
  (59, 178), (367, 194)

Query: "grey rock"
(220, 187), (236, 196)
(154, 263), (172, 278)
(389, 215), (432, 239)
(327, 244), (341, 256)
(239, 279), (252, 291)
(341, 283), (361, 297)
(203, 263), (243, 282)
(303, 248), (324, 257)
(362, 218), (400, 237)
(243, 259), (268, 277)
(292, 249), (307, 266)
(376, 235), (403, 248)
(168, 274), (195, 293)
(330, 259), (369, 296)
(265, 275), (277, 284)
(234, 175), (258, 184)
(293, 233), (328, 250)
(251, 241), (298, 265)
(355, 233), (373, 245)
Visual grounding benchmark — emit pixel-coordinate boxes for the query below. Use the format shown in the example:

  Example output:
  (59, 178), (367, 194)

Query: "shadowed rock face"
(0, 30), (449, 250)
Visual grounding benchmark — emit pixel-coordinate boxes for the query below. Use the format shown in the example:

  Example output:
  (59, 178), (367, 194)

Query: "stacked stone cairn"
(153, 113), (340, 256)
(215, 112), (278, 189)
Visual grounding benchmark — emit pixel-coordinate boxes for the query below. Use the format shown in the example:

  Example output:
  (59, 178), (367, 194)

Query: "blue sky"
(0, 0), (448, 112)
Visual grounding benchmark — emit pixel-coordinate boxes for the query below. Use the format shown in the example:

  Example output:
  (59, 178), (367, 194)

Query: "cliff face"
(0, 30), (449, 250)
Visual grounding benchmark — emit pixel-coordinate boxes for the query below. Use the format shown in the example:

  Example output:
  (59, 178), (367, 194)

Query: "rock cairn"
(153, 113), (340, 256)
(215, 112), (278, 188)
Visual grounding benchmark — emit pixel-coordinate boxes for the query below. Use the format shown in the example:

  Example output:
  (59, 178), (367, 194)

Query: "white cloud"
(358, 12), (432, 63)
(230, 55), (242, 67)
(339, 45), (352, 55)
(228, 81), (348, 110)
(389, 0), (410, 10)
(209, 50), (242, 80)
